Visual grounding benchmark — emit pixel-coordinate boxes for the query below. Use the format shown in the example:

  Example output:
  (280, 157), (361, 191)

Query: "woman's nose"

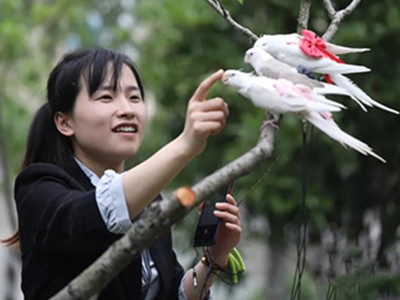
(117, 97), (135, 119)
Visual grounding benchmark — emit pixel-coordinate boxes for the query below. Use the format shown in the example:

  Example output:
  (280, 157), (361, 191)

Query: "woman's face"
(65, 64), (148, 171)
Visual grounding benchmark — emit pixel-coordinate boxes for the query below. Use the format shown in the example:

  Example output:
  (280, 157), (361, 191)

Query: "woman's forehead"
(101, 64), (139, 90)
(82, 63), (139, 93)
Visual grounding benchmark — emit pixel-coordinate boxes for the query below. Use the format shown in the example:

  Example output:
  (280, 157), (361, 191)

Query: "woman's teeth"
(116, 126), (137, 133)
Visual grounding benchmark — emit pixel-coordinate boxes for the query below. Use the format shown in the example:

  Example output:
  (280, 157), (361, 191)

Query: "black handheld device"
(193, 183), (233, 247)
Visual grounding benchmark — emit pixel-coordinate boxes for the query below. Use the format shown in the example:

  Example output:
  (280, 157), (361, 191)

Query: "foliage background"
(1, 0), (399, 299)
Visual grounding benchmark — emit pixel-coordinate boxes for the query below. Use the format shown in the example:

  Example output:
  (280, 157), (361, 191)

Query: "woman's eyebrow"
(98, 85), (139, 92)
(125, 86), (140, 92)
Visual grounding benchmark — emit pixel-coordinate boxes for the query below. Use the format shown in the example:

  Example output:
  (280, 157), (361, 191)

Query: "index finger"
(191, 69), (224, 101)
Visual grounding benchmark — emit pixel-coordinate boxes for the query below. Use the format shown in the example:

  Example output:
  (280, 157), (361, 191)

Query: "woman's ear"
(54, 112), (74, 137)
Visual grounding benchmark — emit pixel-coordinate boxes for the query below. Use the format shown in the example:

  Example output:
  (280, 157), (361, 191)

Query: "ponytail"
(3, 103), (73, 247)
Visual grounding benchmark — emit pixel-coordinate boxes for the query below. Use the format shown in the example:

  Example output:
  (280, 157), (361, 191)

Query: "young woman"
(12, 48), (241, 300)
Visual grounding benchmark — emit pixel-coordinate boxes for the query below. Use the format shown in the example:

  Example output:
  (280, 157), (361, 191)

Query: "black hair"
(22, 48), (145, 168)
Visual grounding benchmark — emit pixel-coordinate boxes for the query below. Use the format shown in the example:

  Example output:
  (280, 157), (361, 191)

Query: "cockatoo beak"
(221, 72), (230, 84)
(244, 53), (250, 64)
(244, 49), (254, 64)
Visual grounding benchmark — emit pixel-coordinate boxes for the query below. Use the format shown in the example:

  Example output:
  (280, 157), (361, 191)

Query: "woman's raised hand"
(179, 70), (229, 157)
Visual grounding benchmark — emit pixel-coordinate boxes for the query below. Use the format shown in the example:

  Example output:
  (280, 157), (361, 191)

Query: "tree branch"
(297, 0), (312, 33)
(323, 0), (336, 18)
(204, 0), (258, 42)
(322, 0), (363, 41)
(51, 124), (278, 300)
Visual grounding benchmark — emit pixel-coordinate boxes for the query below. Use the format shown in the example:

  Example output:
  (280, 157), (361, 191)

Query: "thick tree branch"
(322, 0), (363, 41)
(204, 0), (258, 42)
(297, 0), (312, 33)
(51, 124), (278, 300)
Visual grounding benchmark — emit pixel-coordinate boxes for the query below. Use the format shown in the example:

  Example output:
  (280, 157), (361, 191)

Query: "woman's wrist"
(204, 247), (229, 269)
(173, 134), (200, 161)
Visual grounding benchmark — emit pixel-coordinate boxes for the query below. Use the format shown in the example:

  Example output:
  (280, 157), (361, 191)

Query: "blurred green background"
(1, 0), (399, 299)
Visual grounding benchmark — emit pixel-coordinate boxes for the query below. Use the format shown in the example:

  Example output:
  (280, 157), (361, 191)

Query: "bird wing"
(244, 79), (309, 114)
(258, 79), (343, 113)
(258, 59), (324, 88)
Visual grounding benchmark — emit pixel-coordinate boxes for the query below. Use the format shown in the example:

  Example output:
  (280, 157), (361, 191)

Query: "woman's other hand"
(209, 194), (242, 266)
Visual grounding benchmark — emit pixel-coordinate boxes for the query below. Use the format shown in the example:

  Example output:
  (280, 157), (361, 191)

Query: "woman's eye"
(130, 95), (142, 102)
(98, 94), (112, 100)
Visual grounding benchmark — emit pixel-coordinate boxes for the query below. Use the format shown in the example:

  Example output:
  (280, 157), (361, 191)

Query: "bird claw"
(260, 119), (280, 131)
(259, 112), (280, 131)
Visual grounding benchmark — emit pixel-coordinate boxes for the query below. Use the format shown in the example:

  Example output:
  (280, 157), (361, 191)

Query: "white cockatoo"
(253, 30), (399, 114)
(244, 47), (355, 98)
(222, 69), (386, 163)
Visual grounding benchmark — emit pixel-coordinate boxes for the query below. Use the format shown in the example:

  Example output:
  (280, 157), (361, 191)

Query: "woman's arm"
(122, 70), (229, 219)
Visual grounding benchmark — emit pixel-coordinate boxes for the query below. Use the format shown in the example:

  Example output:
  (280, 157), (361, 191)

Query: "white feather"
(245, 47), (353, 99)
(245, 47), (323, 88)
(254, 35), (371, 74)
(329, 73), (399, 114)
(253, 34), (399, 115)
(325, 42), (370, 55)
(314, 83), (352, 96)
(305, 112), (386, 163)
(222, 69), (386, 163)
(223, 70), (344, 114)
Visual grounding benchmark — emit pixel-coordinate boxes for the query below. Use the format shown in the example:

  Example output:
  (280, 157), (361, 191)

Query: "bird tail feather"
(316, 83), (353, 97)
(330, 74), (399, 114)
(311, 94), (347, 110)
(304, 112), (386, 163)
(315, 63), (370, 75)
(325, 43), (370, 55)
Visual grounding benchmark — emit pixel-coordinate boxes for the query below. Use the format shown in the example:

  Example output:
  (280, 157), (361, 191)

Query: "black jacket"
(15, 160), (184, 300)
